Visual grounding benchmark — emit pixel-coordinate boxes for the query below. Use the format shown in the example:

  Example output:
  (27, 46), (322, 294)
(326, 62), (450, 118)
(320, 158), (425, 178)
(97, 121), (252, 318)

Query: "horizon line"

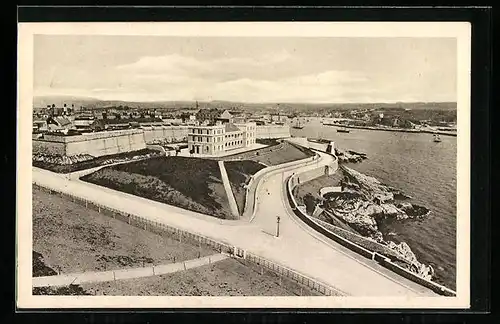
(33, 95), (457, 106)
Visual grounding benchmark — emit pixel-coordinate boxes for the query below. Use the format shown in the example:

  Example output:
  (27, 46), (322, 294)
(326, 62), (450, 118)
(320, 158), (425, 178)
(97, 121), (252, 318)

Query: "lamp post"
(276, 216), (281, 237)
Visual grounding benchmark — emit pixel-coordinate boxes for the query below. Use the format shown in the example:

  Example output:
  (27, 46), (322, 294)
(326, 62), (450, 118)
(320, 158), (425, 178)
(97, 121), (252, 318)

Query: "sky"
(33, 35), (457, 103)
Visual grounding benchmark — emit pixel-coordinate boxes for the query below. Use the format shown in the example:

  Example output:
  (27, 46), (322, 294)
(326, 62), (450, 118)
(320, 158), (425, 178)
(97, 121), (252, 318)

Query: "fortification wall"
(65, 132), (146, 156)
(142, 126), (189, 143)
(32, 129), (147, 157)
(256, 125), (291, 139)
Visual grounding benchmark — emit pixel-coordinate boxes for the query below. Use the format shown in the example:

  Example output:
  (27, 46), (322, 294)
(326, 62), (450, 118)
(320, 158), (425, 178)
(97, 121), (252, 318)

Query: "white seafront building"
(187, 121), (257, 156)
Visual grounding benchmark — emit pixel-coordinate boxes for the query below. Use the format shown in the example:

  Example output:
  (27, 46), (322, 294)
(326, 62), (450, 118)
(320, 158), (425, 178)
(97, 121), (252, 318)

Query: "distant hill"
(33, 96), (456, 112)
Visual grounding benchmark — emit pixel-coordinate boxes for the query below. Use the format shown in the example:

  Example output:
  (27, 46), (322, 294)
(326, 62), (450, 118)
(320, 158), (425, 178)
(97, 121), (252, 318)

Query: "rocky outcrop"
(317, 165), (433, 279)
(385, 241), (434, 280)
(335, 148), (367, 163)
(32, 153), (95, 165)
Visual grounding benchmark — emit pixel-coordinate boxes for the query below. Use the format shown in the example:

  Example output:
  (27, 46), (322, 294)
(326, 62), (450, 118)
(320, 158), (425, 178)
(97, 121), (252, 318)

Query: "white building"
(188, 121), (257, 156)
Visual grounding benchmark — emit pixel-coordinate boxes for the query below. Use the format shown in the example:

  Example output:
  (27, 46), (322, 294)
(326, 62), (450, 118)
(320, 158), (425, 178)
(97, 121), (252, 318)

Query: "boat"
(433, 134), (442, 142)
(337, 127), (350, 133)
(292, 119), (304, 129)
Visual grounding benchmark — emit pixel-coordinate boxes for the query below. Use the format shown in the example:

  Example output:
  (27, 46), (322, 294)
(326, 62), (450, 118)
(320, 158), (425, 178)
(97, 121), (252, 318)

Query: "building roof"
(224, 123), (241, 132)
(50, 116), (72, 127)
(219, 110), (233, 119)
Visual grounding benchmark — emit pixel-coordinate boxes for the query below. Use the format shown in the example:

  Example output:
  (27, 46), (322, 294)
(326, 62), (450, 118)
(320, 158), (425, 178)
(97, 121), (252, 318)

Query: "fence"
(33, 183), (339, 296)
(245, 252), (348, 296)
(285, 166), (457, 297)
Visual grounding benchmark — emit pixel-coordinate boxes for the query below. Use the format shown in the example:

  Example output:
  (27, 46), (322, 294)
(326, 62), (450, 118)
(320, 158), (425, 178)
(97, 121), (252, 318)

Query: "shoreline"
(294, 161), (438, 283)
(321, 123), (457, 137)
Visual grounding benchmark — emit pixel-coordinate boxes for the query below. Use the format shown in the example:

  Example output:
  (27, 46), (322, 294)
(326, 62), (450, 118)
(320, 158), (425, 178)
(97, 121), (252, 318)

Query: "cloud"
(36, 49), (455, 103)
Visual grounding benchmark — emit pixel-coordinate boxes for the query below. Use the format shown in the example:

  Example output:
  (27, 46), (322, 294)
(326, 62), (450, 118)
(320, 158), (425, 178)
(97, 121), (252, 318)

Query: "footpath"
(33, 253), (228, 287)
(31, 151), (437, 297)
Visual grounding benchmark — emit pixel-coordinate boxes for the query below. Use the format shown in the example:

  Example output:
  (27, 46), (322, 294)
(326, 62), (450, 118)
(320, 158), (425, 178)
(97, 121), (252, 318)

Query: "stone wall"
(141, 126), (189, 144)
(256, 125), (291, 139)
(32, 129), (147, 157)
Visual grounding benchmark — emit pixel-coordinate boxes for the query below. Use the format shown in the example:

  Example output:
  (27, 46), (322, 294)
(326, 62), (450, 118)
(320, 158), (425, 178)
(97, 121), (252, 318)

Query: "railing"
(245, 252), (348, 296)
(285, 170), (457, 297)
(33, 183), (341, 296)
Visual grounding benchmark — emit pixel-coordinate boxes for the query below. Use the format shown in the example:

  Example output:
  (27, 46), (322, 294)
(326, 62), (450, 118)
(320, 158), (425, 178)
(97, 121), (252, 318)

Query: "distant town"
(31, 98), (458, 297)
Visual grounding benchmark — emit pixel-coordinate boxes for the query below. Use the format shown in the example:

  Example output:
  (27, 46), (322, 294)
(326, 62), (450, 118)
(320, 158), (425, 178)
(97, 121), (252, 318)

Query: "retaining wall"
(285, 158), (457, 297)
(256, 125), (291, 139)
(216, 143), (284, 162)
(141, 126), (189, 144)
(33, 129), (147, 157)
(243, 154), (320, 219)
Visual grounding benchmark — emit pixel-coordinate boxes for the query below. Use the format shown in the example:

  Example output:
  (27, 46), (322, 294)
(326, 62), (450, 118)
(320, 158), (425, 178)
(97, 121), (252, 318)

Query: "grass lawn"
(80, 156), (235, 219)
(32, 186), (329, 296)
(32, 185), (215, 278)
(224, 160), (266, 215)
(33, 148), (162, 173)
(81, 258), (324, 296)
(251, 142), (314, 166)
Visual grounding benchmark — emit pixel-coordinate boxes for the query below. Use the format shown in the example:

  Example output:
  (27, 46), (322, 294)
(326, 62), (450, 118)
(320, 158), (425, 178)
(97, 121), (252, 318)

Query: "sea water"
(291, 119), (457, 290)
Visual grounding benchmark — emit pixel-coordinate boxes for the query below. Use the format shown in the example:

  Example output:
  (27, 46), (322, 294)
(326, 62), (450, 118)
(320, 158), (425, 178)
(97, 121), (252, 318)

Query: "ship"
(337, 127), (350, 133)
(292, 119), (304, 129)
(433, 134), (442, 142)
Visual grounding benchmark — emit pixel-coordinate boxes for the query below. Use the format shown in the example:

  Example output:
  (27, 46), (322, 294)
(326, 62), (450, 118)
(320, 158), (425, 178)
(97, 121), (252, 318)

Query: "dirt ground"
(33, 186), (215, 275)
(81, 258), (323, 296)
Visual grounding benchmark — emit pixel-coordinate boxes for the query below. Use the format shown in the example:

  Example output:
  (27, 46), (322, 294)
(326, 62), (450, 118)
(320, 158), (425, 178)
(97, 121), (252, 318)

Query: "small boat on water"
(433, 134), (442, 142)
(337, 127), (350, 133)
(292, 119), (304, 129)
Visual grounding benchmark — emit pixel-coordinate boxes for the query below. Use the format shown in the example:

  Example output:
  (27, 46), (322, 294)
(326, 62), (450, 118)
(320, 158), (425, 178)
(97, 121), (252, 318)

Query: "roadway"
(32, 150), (438, 296)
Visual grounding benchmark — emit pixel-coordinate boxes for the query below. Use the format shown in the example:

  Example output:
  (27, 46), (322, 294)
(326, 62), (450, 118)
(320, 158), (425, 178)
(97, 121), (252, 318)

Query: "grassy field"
(33, 148), (162, 173)
(81, 258), (323, 296)
(224, 160), (266, 215)
(33, 186), (324, 296)
(33, 185), (215, 277)
(250, 142), (314, 166)
(80, 156), (235, 219)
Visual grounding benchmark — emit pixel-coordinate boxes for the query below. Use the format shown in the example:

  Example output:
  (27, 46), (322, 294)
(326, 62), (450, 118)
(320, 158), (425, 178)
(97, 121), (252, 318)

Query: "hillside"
(33, 95), (457, 112)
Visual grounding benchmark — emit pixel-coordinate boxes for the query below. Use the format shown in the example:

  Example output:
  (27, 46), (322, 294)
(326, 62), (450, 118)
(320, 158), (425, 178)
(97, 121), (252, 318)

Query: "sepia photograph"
(17, 22), (471, 309)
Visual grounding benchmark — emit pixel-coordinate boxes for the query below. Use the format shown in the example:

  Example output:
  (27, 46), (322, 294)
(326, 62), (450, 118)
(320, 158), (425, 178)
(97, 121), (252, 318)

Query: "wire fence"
(33, 182), (344, 296)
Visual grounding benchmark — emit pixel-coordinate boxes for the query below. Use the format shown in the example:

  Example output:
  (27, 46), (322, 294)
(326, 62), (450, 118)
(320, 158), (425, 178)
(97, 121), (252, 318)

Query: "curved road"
(32, 150), (437, 296)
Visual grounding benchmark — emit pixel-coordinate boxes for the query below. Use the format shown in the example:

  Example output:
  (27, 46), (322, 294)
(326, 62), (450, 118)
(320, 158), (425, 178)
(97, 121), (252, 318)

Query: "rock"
(386, 241), (434, 280)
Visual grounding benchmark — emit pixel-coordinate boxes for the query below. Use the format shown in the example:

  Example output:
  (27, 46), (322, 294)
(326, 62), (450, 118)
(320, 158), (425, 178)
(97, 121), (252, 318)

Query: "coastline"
(322, 123), (457, 137)
(292, 156), (440, 284)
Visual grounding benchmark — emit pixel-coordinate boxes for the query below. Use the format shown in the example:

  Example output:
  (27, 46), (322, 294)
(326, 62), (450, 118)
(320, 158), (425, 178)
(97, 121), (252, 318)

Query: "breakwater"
(323, 123), (457, 137)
